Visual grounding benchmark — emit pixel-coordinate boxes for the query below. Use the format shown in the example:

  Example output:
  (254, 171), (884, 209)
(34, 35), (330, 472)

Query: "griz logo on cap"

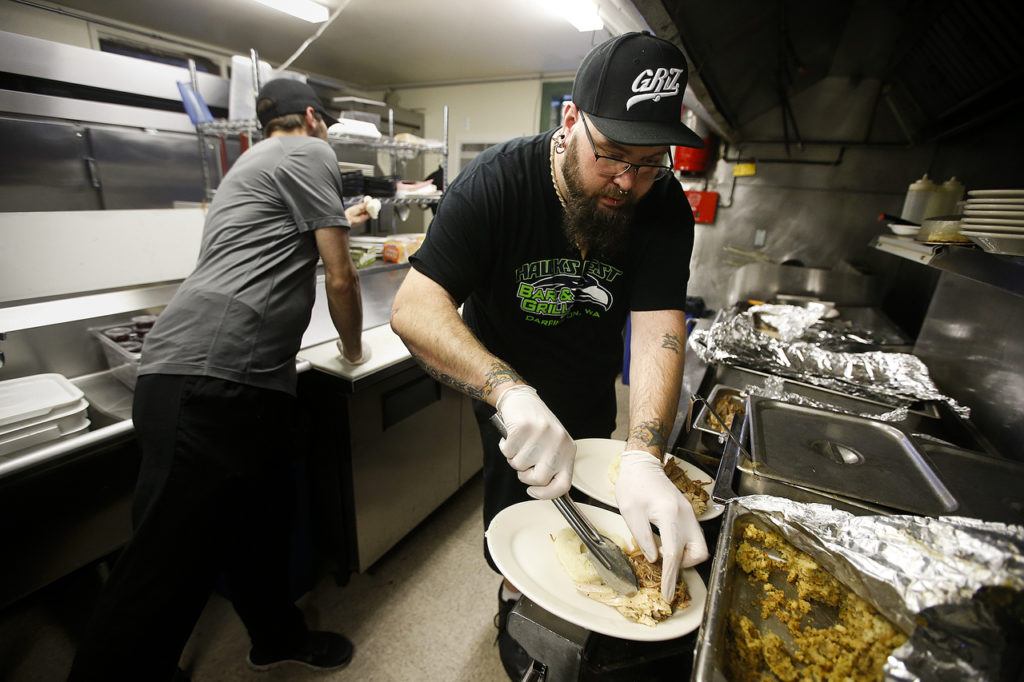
(626, 67), (684, 111)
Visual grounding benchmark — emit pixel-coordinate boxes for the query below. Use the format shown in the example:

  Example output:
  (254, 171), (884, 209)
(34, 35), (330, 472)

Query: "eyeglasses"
(579, 113), (673, 181)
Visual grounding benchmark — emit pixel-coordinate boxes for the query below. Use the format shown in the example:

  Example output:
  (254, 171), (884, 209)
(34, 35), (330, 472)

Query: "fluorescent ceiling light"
(251, 0), (329, 23)
(530, 0), (604, 32)
(560, 0), (604, 31)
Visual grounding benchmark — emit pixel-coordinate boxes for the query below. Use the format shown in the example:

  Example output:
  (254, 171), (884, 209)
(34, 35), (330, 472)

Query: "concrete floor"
(0, 379), (633, 682)
(181, 471), (509, 682)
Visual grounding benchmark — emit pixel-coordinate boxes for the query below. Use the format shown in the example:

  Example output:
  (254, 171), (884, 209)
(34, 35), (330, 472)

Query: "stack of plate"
(961, 189), (1024, 256)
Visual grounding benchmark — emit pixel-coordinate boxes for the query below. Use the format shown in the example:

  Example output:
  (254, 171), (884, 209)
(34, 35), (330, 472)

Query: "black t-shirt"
(411, 131), (694, 436)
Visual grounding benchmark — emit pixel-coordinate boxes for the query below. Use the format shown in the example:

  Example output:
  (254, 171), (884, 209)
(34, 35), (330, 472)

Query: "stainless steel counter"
(301, 262), (411, 347)
(0, 262), (409, 480)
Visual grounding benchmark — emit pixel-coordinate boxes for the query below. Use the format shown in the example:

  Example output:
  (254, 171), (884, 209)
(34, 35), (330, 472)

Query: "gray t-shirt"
(139, 135), (348, 394)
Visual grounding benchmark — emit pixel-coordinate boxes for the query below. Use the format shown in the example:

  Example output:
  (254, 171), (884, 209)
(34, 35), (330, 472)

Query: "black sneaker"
(494, 586), (532, 681)
(247, 630), (354, 671)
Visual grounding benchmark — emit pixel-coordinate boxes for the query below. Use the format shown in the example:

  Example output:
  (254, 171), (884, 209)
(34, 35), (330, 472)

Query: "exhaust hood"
(635, 0), (1023, 146)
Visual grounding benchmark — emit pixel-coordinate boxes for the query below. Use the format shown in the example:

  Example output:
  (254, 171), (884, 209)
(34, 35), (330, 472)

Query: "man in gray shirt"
(70, 79), (368, 681)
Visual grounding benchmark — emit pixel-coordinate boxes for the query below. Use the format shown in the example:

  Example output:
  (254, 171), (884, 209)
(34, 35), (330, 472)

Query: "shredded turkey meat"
(551, 528), (690, 627)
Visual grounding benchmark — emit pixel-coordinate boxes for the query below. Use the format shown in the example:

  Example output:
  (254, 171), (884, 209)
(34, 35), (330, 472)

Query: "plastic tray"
(0, 373), (85, 430)
(0, 405), (89, 456)
(89, 326), (143, 390)
(0, 397), (88, 439)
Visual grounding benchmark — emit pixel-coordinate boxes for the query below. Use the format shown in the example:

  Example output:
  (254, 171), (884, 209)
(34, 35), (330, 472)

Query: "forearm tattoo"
(628, 419), (667, 451)
(414, 356), (484, 399)
(481, 362), (524, 398)
(413, 357), (522, 401)
(660, 332), (682, 354)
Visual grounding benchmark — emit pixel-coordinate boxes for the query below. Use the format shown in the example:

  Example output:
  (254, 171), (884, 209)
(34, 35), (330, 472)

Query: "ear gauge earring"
(554, 130), (567, 154)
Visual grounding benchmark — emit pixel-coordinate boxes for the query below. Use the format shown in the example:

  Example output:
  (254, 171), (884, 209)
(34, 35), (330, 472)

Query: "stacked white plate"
(0, 374), (90, 457)
(961, 189), (1024, 255)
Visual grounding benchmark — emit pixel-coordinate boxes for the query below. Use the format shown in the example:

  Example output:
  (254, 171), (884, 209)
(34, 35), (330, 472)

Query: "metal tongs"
(490, 414), (639, 596)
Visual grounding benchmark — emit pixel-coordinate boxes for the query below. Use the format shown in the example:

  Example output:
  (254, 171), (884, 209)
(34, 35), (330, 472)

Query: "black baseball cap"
(256, 78), (339, 128)
(572, 32), (703, 149)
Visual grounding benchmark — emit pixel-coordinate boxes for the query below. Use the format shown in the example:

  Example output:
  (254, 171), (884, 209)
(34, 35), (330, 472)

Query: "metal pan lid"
(746, 397), (957, 516)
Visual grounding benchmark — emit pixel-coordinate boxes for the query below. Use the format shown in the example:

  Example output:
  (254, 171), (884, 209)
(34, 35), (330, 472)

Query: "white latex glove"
(614, 450), (709, 602)
(336, 340), (372, 366)
(495, 385), (576, 500)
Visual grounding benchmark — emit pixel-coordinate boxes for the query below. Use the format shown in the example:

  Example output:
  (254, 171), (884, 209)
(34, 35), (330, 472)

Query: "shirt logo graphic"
(514, 258), (621, 327)
(626, 67), (683, 111)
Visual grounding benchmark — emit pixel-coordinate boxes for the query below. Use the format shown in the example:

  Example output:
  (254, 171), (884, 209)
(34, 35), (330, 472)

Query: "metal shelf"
(326, 134), (445, 154)
(195, 120), (444, 154)
(388, 195), (441, 206)
(345, 195), (441, 208)
(190, 52), (450, 233)
(872, 235), (1024, 297)
(196, 119), (260, 135)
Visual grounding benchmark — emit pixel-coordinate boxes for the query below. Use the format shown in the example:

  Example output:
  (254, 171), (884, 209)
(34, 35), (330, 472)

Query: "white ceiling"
(50, 0), (635, 88)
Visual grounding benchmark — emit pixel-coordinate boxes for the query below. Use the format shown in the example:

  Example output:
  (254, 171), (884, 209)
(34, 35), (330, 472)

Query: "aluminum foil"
(744, 375), (911, 422)
(736, 495), (1024, 681)
(690, 305), (970, 418)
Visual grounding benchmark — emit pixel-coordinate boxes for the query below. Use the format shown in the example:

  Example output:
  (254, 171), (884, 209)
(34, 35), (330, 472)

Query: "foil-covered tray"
(746, 397), (958, 516)
(689, 306), (970, 418)
(692, 497), (1024, 682)
(714, 365), (941, 420)
(693, 503), (904, 682)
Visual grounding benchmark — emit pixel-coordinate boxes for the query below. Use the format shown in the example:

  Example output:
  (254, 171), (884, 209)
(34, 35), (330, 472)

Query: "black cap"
(572, 32), (702, 148)
(256, 79), (339, 128)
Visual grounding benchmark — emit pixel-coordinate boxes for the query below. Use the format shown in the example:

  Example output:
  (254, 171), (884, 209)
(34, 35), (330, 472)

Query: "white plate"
(960, 230), (1024, 256)
(964, 201), (1024, 208)
(571, 438), (724, 521)
(486, 500), (708, 642)
(958, 222), (1024, 234)
(964, 196), (1024, 204)
(967, 189), (1024, 198)
(962, 217), (1024, 227)
(887, 223), (919, 237)
(962, 210), (1024, 220)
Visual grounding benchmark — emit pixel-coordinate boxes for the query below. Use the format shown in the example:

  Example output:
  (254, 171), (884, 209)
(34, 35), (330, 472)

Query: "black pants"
(69, 374), (308, 681)
(476, 396), (614, 575)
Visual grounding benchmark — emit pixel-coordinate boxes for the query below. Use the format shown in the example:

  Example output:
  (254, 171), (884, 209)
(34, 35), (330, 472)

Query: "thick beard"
(559, 136), (636, 260)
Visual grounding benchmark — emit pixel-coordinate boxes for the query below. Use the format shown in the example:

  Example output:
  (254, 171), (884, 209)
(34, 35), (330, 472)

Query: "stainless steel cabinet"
(87, 126), (214, 209)
(459, 394), (483, 484)
(348, 368), (462, 571)
(0, 117), (100, 212)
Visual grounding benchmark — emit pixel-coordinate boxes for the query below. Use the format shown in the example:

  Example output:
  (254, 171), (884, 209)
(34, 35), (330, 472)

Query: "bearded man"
(390, 32), (709, 678)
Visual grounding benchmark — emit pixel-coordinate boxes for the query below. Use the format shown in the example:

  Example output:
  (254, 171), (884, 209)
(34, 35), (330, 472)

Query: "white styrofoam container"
(0, 374), (85, 430)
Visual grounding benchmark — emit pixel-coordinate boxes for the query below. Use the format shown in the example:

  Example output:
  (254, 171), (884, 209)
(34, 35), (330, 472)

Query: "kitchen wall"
(389, 78), (547, 179)
(380, 78), (551, 234)
(692, 109), (1023, 461)
(685, 107), (1024, 310)
(682, 143), (933, 315)
(0, 0), (92, 48)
